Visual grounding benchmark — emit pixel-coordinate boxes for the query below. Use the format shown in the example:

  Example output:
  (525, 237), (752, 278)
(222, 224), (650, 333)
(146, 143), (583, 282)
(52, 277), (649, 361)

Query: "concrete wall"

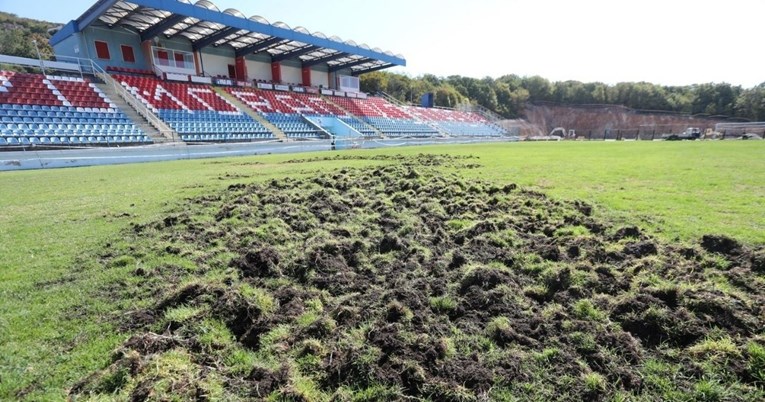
(281, 64), (301, 85)
(200, 53), (233, 78)
(246, 60), (272, 81)
(311, 68), (329, 88)
(58, 25), (147, 70)
(52, 33), (86, 61)
(197, 46), (235, 78)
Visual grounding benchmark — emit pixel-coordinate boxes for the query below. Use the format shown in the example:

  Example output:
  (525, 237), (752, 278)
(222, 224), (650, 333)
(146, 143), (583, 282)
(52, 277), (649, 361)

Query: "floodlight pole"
(32, 40), (46, 76)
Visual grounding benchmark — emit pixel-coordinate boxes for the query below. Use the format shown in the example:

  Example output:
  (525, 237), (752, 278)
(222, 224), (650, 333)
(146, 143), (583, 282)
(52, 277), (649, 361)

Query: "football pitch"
(1, 140), (763, 400)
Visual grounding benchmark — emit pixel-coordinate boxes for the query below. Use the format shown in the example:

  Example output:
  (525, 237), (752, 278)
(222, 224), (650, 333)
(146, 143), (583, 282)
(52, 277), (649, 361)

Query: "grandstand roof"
(50, 0), (405, 75)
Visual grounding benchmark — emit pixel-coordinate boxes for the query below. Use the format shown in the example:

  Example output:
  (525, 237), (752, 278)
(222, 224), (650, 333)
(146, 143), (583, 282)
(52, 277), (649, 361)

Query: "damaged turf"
(71, 154), (765, 401)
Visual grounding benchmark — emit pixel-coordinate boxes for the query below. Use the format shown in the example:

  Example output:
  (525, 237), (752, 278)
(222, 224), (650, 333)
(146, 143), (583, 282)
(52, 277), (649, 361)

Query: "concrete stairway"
(213, 87), (287, 140)
(321, 96), (385, 138)
(94, 78), (177, 144)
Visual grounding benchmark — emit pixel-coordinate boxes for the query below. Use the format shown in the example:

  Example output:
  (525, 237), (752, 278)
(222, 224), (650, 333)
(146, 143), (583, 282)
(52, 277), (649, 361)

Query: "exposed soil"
(71, 154), (765, 401)
(524, 103), (726, 138)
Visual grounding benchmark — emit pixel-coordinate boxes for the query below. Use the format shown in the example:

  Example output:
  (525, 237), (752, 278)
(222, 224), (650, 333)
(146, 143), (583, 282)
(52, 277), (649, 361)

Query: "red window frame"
(157, 50), (169, 66)
(174, 53), (185, 68)
(120, 45), (135, 63)
(94, 41), (110, 60)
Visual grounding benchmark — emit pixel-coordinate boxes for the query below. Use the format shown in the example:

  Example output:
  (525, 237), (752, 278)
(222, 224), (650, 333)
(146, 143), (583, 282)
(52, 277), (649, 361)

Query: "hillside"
(0, 11), (59, 60)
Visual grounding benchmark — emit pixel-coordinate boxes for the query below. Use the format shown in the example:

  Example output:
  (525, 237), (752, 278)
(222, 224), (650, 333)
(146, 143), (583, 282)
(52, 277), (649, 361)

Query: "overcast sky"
(1, 0), (762, 87)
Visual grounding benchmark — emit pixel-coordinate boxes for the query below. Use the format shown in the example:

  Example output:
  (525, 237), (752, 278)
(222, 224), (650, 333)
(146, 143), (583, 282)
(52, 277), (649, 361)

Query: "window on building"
(156, 50), (169, 66)
(228, 64), (236, 79)
(174, 53), (185, 68)
(120, 45), (135, 63)
(94, 41), (110, 60)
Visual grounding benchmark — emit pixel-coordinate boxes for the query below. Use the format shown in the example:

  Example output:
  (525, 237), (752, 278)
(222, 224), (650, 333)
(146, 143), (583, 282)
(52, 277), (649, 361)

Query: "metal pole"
(32, 40), (46, 76)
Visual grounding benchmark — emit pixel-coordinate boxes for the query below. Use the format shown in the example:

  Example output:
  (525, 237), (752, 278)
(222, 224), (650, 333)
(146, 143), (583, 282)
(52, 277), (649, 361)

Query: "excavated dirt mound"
(71, 154), (765, 401)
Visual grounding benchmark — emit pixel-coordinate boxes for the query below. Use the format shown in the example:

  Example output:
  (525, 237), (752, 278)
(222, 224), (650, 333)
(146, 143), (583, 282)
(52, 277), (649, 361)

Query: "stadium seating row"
(116, 75), (283, 142)
(0, 70), (505, 148)
(0, 135), (150, 145)
(403, 106), (503, 136)
(0, 71), (149, 146)
(223, 87), (436, 138)
(114, 74), (505, 141)
(106, 66), (155, 76)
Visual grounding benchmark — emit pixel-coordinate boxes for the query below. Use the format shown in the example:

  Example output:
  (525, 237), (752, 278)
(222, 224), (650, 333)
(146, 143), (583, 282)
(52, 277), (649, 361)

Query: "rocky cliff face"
(515, 103), (725, 139)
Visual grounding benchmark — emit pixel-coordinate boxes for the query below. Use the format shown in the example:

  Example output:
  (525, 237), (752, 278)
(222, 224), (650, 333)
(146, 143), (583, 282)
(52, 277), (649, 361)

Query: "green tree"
(691, 83), (740, 116)
(522, 75), (553, 101)
(735, 83), (765, 120)
(408, 79), (436, 105)
(364, 70), (756, 120)
(433, 84), (464, 108)
(360, 71), (389, 94)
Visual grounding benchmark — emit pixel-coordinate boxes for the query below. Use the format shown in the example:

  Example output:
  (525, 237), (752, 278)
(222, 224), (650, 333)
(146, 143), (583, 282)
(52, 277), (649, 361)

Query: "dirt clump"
(231, 245), (281, 278)
(71, 154), (765, 401)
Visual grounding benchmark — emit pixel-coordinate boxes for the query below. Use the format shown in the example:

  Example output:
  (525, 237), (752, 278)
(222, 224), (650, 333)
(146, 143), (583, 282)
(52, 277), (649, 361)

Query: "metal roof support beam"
(271, 45), (321, 63)
(54, 0), (406, 68)
(109, 6), (144, 28)
(352, 64), (393, 76)
(127, 0), (405, 66)
(169, 19), (207, 38)
(139, 14), (187, 42)
(329, 59), (371, 73)
(229, 30), (261, 43)
(75, 0), (120, 33)
(235, 36), (283, 57)
(302, 52), (349, 68)
(192, 27), (238, 51)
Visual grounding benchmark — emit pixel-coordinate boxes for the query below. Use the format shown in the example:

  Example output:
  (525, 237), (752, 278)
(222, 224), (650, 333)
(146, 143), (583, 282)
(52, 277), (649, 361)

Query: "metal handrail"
(95, 74), (171, 136)
(99, 72), (168, 134)
(376, 91), (409, 107)
(456, 102), (509, 135)
(48, 55), (170, 136)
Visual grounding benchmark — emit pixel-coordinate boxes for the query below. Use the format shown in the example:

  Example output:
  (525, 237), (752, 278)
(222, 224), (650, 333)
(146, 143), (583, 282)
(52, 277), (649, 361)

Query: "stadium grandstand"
(0, 0), (508, 149)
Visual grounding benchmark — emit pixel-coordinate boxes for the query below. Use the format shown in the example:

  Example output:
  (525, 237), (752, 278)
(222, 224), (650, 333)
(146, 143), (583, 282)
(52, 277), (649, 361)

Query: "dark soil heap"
(72, 155), (765, 401)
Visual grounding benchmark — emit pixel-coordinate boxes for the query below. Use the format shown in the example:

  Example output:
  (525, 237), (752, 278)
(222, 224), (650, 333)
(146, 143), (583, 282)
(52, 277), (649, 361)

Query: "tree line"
(1, 11), (763, 121)
(360, 71), (765, 121)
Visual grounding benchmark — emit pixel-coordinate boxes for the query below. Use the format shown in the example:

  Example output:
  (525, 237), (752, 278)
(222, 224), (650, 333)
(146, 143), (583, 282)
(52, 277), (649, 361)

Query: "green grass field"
(1, 141), (763, 400)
